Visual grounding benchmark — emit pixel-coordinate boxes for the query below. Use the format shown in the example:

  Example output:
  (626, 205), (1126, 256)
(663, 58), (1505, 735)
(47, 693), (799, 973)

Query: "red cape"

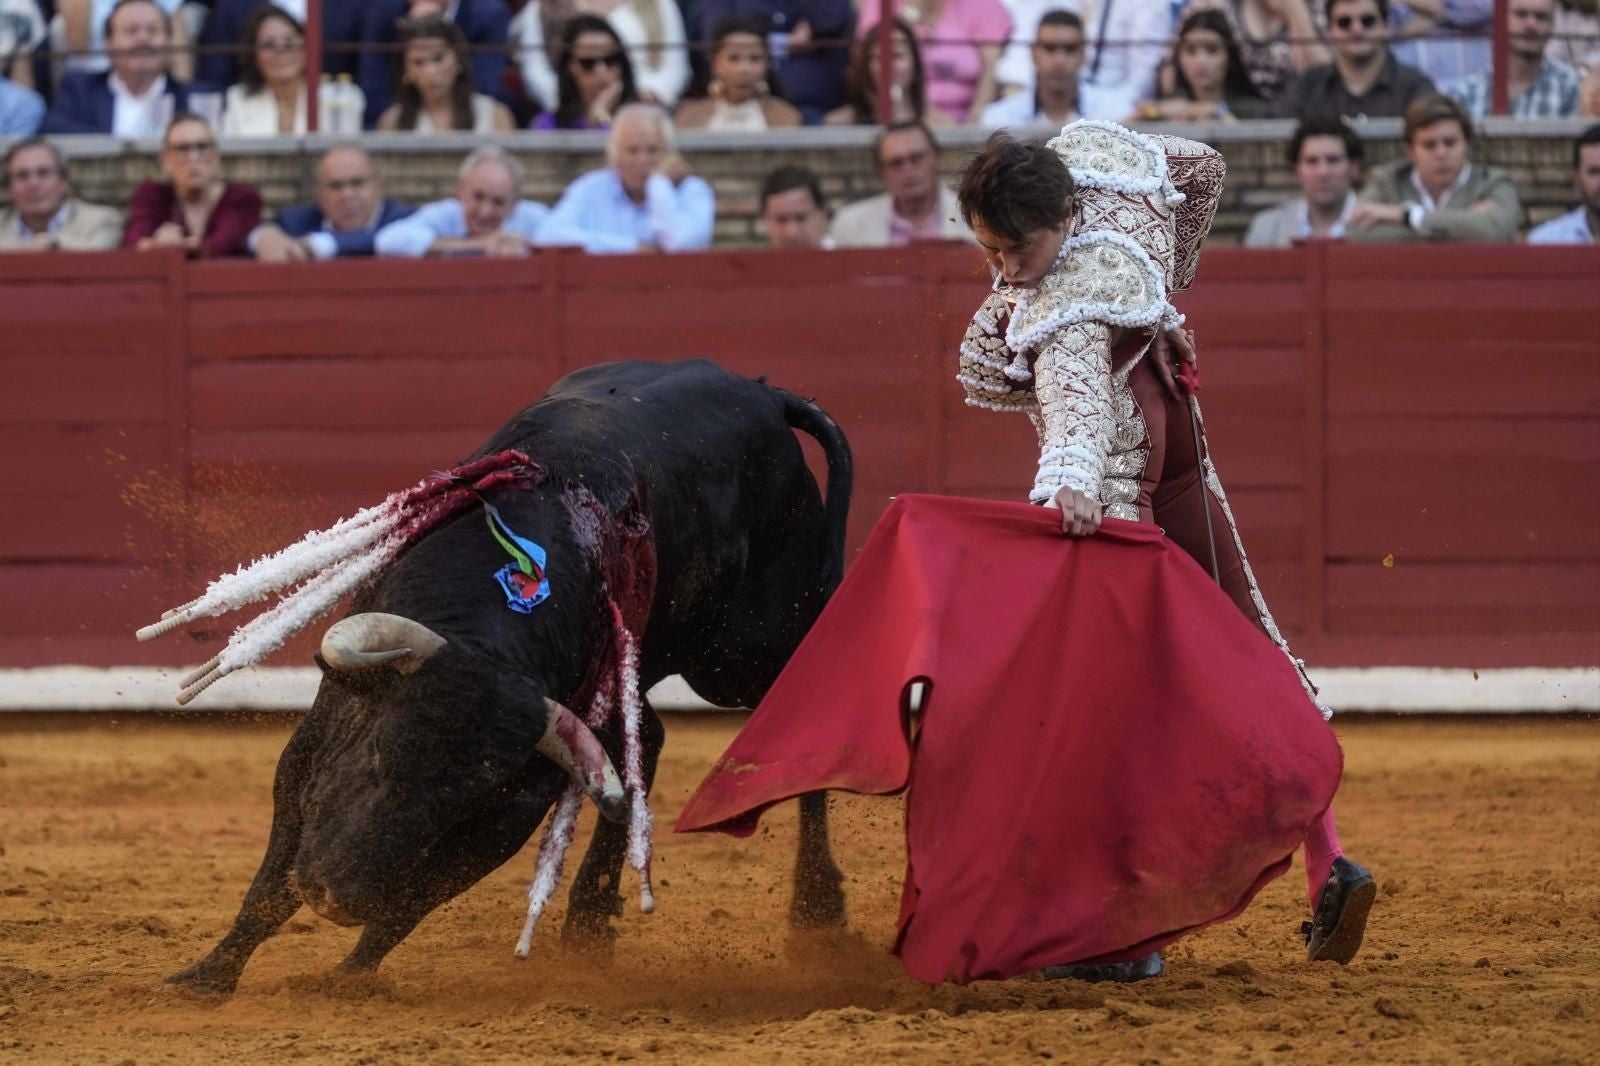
(677, 494), (1342, 984)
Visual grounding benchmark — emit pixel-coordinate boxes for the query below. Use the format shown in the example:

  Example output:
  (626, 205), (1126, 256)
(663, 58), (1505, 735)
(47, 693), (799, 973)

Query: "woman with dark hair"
(377, 14), (515, 132)
(853, 0), (1010, 122)
(1141, 8), (1268, 121)
(1172, 0), (1331, 101)
(124, 113), (262, 257)
(534, 14), (640, 130)
(222, 4), (344, 137)
(824, 18), (954, 126)
(675, 15), (801, 129)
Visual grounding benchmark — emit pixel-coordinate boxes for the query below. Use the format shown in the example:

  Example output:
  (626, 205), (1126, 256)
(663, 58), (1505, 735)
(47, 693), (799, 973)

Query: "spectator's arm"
(1415, 172), (1523, 242)
(374, 201), (456, 257)
(645, 174), (714, 252)
(537, 180), (643, 252)
(121, 184), (166, 248)
(200, 186), (263, 257)
(1278, 0), (1332, 71)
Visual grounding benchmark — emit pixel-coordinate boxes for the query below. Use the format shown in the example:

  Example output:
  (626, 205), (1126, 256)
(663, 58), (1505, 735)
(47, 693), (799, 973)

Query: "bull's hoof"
(790, 863), (847, 928)
(560, 907), (620, 957)
(164, 960), (240, 999)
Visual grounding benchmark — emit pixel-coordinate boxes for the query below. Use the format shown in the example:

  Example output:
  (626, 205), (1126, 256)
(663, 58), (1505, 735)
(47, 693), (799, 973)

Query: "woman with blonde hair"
(377, 15), (515, 132)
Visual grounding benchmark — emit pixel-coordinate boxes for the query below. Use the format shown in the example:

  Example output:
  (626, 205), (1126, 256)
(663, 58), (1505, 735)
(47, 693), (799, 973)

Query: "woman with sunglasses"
(222, 5), (348, 137)
(123, 112), (261, 258)
(534, 15), (641, 129)
(824, 18), (954, 126)
(1141, 9), (1269, 122)
(377, 14), (516, 132)
(516, 0), (690, 111)
(675, 15), (801, 130)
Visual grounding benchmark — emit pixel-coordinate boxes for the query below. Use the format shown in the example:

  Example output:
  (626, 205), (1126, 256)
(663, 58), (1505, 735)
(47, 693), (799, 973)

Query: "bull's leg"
(334, 779), (562, 974)
(789, 791), (846, 927)
(166, 728), (316, 997)
(561, 700), (665, 948)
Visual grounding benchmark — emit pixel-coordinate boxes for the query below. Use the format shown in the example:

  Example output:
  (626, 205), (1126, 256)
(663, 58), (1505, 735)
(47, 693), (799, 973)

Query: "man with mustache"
(43, 0), (201, 137)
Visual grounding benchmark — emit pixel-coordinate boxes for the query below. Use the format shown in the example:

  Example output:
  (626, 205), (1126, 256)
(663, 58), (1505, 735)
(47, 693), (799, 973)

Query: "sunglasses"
(574, 53), (624, 72)
(1334, 13), (1381, 30)
(165, 140), (217, 155)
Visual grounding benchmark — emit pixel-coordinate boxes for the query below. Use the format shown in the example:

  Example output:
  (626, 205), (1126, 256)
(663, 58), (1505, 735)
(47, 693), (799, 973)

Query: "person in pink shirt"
(856, 0), (1011, 122)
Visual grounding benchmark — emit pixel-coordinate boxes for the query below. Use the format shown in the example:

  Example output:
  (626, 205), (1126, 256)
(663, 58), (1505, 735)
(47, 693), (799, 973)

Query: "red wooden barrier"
(2, 242), (1596, 670)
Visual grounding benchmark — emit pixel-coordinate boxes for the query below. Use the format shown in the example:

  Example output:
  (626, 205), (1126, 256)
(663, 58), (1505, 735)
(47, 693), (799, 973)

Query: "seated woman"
(376, 15), (515, 132)
(123, 113), (261, 258)
(516, 0), (690, 111)
(1172, 0), (1330, 102)
(674, 15), (802, 130)
(854, 0), (1010, 123)
(824, 18), (955, 127)
(1347, 93), (1522, 242)
(1138, 9), (1268, 123)
(222, 5), (361, 137)
(533, 14), (641, 130)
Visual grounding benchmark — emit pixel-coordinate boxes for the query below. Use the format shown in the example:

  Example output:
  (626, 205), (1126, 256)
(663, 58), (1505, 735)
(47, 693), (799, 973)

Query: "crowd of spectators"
(1, 0), (1596, 255)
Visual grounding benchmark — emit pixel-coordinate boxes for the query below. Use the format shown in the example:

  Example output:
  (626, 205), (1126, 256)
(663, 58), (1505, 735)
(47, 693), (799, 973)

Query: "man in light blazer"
(830, 121), (974, 248)
(0, 138), (123, 251)
(1244, 116), (1365, 247)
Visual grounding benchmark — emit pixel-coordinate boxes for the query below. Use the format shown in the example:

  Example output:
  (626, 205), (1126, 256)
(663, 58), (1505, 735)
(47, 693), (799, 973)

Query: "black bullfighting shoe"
(1040, 952), (1164, 983)
(1302, 856), (1375, 964)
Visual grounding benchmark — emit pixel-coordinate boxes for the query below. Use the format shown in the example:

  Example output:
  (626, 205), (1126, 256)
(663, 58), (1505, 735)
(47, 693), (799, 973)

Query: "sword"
(1175, 355), (1222, 586)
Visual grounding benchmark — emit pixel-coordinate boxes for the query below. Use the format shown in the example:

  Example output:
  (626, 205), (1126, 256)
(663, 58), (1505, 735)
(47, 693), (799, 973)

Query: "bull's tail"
(773, 387), (854, 595)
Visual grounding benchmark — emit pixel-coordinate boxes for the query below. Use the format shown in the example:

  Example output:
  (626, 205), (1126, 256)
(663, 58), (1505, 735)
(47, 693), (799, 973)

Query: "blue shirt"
(374, 197), (551, 257)
(0, 77), (45, 137)
(1527, 207), (1595, 246)
(540, 170), (715, 254)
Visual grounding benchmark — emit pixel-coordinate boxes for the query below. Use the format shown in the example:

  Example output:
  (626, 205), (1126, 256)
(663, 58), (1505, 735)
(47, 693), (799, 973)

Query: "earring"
(709, 78), (724, 99)
(757, 79), (770, 97)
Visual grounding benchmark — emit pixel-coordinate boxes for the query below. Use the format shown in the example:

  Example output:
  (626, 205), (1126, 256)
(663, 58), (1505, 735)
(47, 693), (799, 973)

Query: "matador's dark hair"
(957, 132), (1076, 244)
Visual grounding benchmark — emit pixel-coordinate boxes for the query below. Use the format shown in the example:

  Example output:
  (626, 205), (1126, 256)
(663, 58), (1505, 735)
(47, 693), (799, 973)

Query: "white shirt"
(109, 72), (170, 139)
(14, 201), (66, 241)
(995, 0), (1170, 101)
(1404, 164), (1472, 230)
(1527, 207), (1596, 246)
(977, 77), (1133, 128)
(1296, 192), (1357, 240)
(540, 169), (715, 254)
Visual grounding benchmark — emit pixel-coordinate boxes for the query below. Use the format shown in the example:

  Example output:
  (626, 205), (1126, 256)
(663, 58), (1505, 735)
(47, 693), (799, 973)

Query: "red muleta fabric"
(677, 493), (1342, 985)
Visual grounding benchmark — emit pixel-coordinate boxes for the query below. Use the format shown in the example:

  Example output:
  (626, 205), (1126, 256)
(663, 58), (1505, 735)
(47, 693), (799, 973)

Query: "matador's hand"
(1048, 486), (1103, 537)
(1151, 326), (1197, 402)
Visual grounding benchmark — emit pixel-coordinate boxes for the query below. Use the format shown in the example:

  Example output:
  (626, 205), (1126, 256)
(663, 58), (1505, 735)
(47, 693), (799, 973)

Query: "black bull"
(168, 360), (854, 996)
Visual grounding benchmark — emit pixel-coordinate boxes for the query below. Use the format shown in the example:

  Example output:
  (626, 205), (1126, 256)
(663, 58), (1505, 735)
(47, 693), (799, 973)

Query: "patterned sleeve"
(1028, 321), (1115, 505)
(1153, 134), (1227, 294)
(956, 292), (1035, 413)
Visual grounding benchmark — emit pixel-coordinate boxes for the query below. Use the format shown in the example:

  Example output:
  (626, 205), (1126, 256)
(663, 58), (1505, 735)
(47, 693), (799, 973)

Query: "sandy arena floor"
(1, 713), (1597, 1064)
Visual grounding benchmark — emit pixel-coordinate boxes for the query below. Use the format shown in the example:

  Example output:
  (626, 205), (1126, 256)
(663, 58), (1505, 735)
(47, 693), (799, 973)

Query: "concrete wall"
(15, 118), (1592, 248)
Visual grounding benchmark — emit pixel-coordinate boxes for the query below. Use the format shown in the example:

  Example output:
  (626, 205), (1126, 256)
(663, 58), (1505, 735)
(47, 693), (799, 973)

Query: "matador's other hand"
(1048, 486), (1103, 537)
(1151, 326), (1197, 402)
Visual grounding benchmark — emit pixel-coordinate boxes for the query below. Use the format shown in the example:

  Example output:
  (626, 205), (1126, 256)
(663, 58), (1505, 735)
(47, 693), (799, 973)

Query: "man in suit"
(1245, 116), (1364, 247)
(829, 121), (974, 248)
(357, 0), (510, 128)
(42, 0), (197, 136)
(251, 144), (414, 261)
(0, 136), (124, 251)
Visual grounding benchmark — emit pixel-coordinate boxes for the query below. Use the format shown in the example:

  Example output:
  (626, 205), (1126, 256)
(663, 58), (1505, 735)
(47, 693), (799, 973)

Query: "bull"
(164, 360), (853, 996)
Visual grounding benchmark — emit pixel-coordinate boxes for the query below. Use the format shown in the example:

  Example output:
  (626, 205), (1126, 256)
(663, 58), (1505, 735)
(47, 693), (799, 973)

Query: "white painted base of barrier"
(0, 666), (1595, 714)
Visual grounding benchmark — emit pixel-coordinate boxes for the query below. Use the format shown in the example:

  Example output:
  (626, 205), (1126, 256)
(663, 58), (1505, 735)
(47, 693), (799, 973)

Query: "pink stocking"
(1303, 806), (1344, 905)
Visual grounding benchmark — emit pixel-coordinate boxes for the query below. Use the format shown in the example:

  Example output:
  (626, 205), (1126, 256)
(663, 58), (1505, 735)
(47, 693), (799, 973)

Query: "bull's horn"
(537, 698), (627, 825)
(320, 613), (447, 674)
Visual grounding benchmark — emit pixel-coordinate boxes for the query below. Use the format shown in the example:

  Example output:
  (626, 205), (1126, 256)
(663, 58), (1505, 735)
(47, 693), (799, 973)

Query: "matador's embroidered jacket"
(957, 120), (1226, 518)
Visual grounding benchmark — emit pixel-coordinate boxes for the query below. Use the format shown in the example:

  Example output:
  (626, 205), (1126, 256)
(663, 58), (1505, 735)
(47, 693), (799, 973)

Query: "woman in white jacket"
(220, 5), (367, 136)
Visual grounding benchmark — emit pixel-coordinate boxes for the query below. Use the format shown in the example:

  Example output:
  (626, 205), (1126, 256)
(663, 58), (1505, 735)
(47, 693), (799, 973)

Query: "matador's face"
(971, 212), (1070, 291)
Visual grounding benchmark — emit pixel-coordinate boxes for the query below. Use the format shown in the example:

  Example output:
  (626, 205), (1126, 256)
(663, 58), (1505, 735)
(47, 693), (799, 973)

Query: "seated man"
(251, 145), (414, 262)
(981, 11), (1135, 129)
(42, 0), (199, 136)
(375, 145), (549, 258)
(1347, 93), (1522, 242)
(540, 104), (715, 254)
(1276, 0), (1434, 120)
(0, 137), (124, 251)
(760, 164), (830, 250)
(1449, 0), (1580, 118)
(1244, 116), (1364, 247)
(829, 121), (973, 248)
(358, 0), (510, 127)
(1528, 124), (1599, 244)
